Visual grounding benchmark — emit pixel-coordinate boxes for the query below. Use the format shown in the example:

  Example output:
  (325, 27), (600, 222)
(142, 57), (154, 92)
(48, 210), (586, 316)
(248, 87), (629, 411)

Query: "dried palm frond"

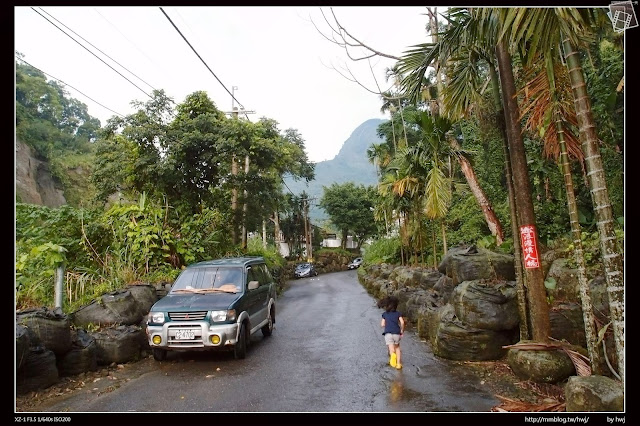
(492, 395), (566, 412)
(517, 380), (565, 402)
(518, 56), (583, 162)
(562, 348), (592, 376)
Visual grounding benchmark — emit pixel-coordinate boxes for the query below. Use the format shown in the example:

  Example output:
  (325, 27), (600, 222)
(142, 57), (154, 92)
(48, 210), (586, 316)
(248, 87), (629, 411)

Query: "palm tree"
(503, 6), (624, 380)
(495, 37), (551, 343)
(562, 34), (624, 380)
(395, 30), (507, 247)
(398, 8), (531, 339)
(398, 7), (552, 342)
(383, 111), (465, 264)
(519, 54), (605, 374)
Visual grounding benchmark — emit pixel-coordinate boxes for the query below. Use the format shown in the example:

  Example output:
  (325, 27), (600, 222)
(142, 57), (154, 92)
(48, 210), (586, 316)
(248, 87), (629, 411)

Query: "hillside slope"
(284, 118), (385, 222)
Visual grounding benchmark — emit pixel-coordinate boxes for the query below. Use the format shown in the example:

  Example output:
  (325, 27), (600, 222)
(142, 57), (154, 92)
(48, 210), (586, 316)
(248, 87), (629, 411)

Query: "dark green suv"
(146, 257), (276, 361)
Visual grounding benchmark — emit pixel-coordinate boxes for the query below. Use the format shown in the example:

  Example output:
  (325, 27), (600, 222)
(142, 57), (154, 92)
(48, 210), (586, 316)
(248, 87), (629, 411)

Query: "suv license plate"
(175, 329), (195, 340)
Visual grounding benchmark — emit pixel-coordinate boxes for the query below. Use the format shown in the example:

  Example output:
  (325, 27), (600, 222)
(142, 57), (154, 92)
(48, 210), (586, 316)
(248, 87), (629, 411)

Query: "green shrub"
(362, 237), (401, 264)
(315, 247), (352, 258)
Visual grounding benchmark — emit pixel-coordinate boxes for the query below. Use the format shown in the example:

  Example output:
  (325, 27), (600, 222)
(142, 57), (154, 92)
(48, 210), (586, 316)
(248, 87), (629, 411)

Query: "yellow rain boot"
(389, 353), (397, 367)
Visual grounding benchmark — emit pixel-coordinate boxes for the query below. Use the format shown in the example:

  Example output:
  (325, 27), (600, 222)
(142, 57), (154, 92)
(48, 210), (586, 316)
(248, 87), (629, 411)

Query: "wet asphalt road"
(31, 270), (499, 413)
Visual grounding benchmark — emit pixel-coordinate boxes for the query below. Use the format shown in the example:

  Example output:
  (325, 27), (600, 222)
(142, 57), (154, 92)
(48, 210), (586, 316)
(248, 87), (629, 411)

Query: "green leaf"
(606, 92), (617, 111)
(544, 277), (557, 290)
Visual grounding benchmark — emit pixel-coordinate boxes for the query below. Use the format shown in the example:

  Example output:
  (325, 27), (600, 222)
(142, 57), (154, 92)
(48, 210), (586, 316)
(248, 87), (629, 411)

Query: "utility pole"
(225, 86), (255, 248)
(302, 196), (316, 262)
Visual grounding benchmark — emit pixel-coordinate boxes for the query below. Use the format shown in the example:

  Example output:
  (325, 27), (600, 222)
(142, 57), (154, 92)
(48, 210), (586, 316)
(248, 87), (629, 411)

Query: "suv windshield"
(170, 267), (242, 294)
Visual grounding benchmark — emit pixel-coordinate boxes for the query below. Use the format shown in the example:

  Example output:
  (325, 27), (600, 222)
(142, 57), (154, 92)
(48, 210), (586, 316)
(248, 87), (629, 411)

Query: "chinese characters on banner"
(520, 225), (540, 269)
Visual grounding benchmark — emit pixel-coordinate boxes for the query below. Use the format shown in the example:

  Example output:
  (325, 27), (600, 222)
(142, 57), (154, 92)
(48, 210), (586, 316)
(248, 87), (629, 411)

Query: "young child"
(380, 296), (405, 369)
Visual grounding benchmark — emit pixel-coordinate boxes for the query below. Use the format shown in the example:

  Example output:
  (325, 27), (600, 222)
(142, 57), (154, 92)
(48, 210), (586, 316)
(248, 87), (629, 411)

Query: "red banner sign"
(519, 225), (540, 269)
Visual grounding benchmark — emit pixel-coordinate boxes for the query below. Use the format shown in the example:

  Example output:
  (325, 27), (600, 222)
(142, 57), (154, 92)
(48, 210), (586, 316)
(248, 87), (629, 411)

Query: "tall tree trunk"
(544, 55), (603, 374)
(433, 227), (438, 268)
(231, 155), (238, 245)
(563, 37), (624, 380)
(556, 117), (605, 375)
(489, 62), (530, 340)
(428, 7), (444, 116)
(451, 137), (505, 245)
(399, 215), (405, 266)
(270, 210), (282, 255)
(496, 39), (550, 343)
(241, 155), (250, 249)
(262, 219), (267, 249)
(430, 9), (505, 246)
(440, 219), (447, 259)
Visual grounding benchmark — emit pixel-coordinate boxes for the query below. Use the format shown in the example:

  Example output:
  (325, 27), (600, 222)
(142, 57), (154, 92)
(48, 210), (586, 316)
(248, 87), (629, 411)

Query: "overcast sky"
(14, 6), (432, 163)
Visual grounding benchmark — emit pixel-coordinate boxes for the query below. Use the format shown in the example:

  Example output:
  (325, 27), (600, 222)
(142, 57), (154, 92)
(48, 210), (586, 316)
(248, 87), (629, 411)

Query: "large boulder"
(402, 289), (441, 323)
(418, 269), (445, 290)
(16, 307), (72, 356)
(57, 329), (98, 376)
(16, 346), (59, 395)
(550, 302), (586, 347)
(72, 289), (145, 328)
(546, 258), (580, 301)
(588, 275), (611, 317)
(432, 275), (456, 304)
(430, 305), (518, 361)
(438, 245), (515, 285)
(126, 284), (158, 316)
(564, 375), (624, 412)
(414, 304), (443, 341)
(507, 344), (576, 384)
(393, 266), (424, 289)
(90, 325), (146, 365)
(451, 280), (519, 331)
(16, 324), (30, 372)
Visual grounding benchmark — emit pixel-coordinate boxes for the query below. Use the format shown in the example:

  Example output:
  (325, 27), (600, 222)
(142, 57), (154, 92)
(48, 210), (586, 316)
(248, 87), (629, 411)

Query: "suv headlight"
(210, 309), (236, 322)
(148, 311), (166, 324)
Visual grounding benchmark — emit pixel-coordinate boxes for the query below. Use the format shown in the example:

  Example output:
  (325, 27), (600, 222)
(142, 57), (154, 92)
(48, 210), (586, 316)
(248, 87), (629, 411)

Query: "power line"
(37, 7), (160, 95)
(159, 7), (250, 120)
(31, 7), (154, 101)
(92, 7), (161, 75)
(16, 56), (125, 119)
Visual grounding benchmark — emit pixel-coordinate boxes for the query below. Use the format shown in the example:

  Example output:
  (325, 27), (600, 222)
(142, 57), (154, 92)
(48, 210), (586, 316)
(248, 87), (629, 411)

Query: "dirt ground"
(454, 359), (567, 412)
(15, 355), (566, 413)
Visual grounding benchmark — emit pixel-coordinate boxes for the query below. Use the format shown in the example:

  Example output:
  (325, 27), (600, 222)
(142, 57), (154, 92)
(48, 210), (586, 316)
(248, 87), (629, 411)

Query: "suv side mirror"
(248, 280), (260, 290)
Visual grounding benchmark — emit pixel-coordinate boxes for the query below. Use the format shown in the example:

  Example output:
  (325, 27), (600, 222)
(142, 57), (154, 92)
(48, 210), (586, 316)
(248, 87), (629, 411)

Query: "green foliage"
(362, 237), (401, 265)
(246, 235), (286, 269)
(15, 60), (99, 161)
(544, 277), (557, 290)
(476, 235), (497, 250)
(445, 192), (492, 246)
(563, 226), (624, 271)
(175, 207), (228, 265)
(102, 194), (172, 272)
(141, 265), (182, 285)
(16, 204), (104, 269)
(245, 235), (287, 289)
(15, 242), (67, 310)
(319, 182), (377, 247)
(534, 200), (571, 246)
(315, 247), (353, 258)
(16, 196), (234, 312)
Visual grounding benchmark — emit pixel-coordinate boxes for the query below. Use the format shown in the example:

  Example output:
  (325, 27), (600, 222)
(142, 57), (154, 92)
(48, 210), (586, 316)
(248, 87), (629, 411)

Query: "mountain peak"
(333, 118), (386, 161)
(284, 118), (386, 222)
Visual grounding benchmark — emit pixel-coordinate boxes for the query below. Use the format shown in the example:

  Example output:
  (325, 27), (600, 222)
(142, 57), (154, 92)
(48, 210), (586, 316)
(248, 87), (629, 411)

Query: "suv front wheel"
(153, 348), (167, 361)
(234, 323), (247, 359)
